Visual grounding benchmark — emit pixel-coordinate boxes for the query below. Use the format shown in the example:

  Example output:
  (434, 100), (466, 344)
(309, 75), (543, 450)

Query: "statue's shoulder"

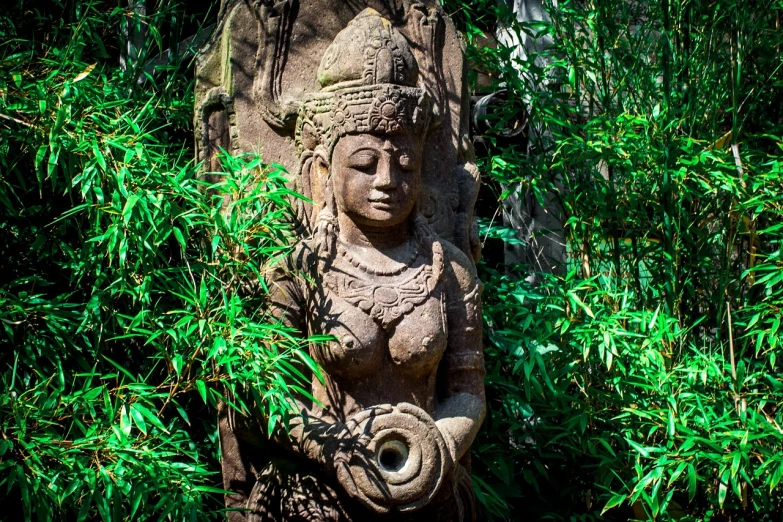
(438, 237), (479, 292)
(289, 238), (319, 271)
(266, 238), (319, 280)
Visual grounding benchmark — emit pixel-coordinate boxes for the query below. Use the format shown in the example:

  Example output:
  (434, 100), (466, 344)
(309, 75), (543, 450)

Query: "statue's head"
(295, 8), (431, 231)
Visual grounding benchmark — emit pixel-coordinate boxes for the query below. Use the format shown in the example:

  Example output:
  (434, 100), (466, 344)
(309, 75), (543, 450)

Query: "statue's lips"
(368, 198), (395, 210)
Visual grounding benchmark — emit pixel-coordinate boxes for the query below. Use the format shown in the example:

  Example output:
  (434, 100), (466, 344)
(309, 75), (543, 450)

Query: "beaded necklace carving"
(336, 240), (420, 276)
(325, 224), (445, 331)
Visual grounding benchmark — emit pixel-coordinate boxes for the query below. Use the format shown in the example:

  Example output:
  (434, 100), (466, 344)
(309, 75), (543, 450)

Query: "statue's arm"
(217, 252), (317, 515)
(435, 242), (486, 463)
(262, 247), (353, 471)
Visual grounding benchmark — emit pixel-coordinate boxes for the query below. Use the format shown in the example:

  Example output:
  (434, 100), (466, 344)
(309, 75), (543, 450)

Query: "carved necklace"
(336, 240), (420, 276)
(325, 230), (444, 331)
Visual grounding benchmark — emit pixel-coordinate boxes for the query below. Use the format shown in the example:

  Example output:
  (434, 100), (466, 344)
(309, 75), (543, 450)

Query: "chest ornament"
(325, 236), (444, 331)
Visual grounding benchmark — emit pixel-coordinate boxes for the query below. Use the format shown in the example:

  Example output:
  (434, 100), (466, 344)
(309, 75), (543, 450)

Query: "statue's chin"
(347, 207), (415, 229)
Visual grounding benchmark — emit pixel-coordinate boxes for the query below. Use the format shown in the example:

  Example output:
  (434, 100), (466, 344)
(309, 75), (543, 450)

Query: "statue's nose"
(373, 157), (398, 190)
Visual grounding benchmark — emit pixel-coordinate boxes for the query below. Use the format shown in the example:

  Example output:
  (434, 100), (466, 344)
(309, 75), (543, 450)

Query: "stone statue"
(197, 2), (484, 520)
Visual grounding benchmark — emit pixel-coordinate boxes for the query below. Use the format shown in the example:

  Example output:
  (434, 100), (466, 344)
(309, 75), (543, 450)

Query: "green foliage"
(3, 0), (783, 520)
(0, 1), (314, 519)
(444, 0), (783, 520)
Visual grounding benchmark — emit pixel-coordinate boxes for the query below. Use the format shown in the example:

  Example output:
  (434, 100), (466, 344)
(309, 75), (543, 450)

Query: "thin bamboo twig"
(0, 112), (33, 127)
(727, 301), (740, 413)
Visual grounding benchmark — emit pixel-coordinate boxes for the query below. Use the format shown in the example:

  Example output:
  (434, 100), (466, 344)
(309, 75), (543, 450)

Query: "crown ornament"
(295, 8), (431, 155)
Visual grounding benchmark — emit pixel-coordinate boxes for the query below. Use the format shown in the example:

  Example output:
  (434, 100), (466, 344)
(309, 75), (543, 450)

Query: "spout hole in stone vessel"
(377, 439), (408, 473)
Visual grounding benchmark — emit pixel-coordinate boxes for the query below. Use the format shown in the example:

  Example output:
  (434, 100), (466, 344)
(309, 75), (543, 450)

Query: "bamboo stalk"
(727, 301), (739, 412)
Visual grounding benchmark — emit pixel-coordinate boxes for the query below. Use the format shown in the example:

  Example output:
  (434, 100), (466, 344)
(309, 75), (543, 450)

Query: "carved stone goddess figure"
(219, 9), (485, 521)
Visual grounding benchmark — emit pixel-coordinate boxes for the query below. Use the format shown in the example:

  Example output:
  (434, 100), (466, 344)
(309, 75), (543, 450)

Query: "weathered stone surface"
(197, 2), (485, 520)
(496, 0), (566, 280)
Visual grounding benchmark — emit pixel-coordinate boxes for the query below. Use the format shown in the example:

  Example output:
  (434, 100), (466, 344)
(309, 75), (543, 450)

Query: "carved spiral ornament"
(336, 403), (452, 514)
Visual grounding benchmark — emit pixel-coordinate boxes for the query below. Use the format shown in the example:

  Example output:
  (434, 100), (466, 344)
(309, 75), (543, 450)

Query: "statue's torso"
(310, 245), (448, 421)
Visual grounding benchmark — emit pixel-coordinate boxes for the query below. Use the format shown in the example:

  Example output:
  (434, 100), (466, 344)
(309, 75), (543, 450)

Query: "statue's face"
(331, 133), (423, 228)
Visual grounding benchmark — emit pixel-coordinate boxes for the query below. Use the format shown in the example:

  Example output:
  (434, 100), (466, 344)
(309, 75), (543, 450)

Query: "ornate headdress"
(295, 8), (432, 156)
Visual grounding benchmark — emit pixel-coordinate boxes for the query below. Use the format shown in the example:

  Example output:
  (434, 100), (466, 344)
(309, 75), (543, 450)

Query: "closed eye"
(347, 151), (378, 170)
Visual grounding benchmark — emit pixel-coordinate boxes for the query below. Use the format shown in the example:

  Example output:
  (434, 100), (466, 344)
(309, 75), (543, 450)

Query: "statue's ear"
(309, 151), (330, 212)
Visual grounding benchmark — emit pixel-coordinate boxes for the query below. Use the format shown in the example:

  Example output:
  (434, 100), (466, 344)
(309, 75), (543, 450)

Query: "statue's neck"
(337, 213), (410, 251)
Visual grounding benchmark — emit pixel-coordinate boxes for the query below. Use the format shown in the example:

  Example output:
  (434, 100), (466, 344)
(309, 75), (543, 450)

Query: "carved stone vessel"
(196, 2), (484, 520)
